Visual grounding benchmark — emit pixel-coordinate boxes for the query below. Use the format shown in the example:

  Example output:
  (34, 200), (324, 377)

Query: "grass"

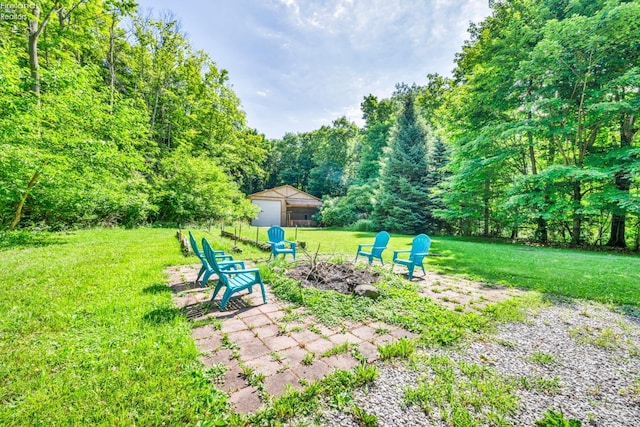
(227, 225), (640, 306)
(404, 355), (520, 426)
(2, 226), (638, 425)
(0, 228), (236, 425)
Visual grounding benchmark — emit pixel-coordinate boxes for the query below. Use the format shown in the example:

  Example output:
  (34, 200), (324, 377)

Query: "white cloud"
(135, 0), (491, 139)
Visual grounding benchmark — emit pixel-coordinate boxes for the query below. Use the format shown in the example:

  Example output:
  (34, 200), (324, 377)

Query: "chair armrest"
(414, 252), (429, 257)
(219, 260), (246, 270)
(215, 255), (233, 261)
(357, 244), (373, 251)
(222, 267), (260, 276)
(392, 249), (411, 261)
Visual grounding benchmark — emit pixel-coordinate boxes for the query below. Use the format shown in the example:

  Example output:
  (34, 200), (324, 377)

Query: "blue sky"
(135, 0), (491, 139)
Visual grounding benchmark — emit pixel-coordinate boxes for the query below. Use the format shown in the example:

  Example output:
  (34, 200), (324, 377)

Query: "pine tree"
(426, 135), (451, 233)
(372, 92), (432, 234)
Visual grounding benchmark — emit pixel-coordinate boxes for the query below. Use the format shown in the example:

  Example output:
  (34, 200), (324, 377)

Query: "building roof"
(248, 185), (323, 208)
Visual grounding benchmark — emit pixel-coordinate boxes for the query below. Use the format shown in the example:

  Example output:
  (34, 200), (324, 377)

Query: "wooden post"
(295, 225), (298, 241)
(256, 226), (259, 245)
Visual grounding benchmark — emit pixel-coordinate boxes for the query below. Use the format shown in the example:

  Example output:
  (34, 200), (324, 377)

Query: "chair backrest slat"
(267, 226), (285, 243)
(410, 234), (431, 263)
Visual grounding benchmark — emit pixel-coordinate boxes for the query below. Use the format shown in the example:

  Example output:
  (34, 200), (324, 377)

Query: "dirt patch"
(285, 261), (379, 294)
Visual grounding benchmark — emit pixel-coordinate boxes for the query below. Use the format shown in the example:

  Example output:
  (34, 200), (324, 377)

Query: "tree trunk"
(28, 6), (41, 99)
(483, 178), (490, 237)
(606, 114), (636, 248)
(571, 180), (582, 245)
(9, 170), (42, 231)
(528, 121), (548, 243)
(108, 16), (116, 110)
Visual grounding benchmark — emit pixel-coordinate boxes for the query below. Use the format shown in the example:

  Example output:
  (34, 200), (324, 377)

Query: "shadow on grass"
(0, 230), (69, 251)
(143, 307), (183, 325)
(142, 283), (173, 294)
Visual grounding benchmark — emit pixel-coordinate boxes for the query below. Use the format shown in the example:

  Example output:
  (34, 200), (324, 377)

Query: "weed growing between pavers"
(262, 263), (537, 347)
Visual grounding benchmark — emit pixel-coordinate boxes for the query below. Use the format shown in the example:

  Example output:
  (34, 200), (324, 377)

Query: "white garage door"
(251, 200), (281, 226)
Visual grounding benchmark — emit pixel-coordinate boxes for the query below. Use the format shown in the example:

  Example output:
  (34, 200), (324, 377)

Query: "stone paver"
(289, 328), (321, 344)
(304, 338), (338, 355)
(327, 332), (362, 346)
(192, 324), (217, 340)
(207, 348), (234, 365)
(227, 329), (257, 345)
(292, 359), (330, 382)
(370, 334), (395, 346)
(349, 325), (377, 342)
(357, 341), (380, 363)
(220, 318), (248, 333)
(263, 335), (298, 352)
(280, 346), (308, 366)
(265, 370), (302, 397)
(390, 328), (418, 340)
(196, 335), (223, 352)
(258, 303), (282, 315)
(323, 354), (360, 371)
(220, 366), (248, 393)
(252, 324), (280, 339)
(241, 313), (274, 328)
(245, 354), (283, 377)
(229, 386), (262, 413)
(238, 340), (271, 361)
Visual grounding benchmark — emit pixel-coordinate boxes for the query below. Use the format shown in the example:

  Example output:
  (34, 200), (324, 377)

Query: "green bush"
(349, 219), (376, 231)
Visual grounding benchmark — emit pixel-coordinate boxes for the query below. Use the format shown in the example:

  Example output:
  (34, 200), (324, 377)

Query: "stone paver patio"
(165, 261), (520, 414)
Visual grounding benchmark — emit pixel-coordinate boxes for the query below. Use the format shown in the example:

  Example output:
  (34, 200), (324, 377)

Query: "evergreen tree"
(427, 136), (451, 233)
(372, 91), (432, 234)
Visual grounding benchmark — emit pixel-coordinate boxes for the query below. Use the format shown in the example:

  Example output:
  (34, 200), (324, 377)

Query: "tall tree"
(372, 88), (433, 234)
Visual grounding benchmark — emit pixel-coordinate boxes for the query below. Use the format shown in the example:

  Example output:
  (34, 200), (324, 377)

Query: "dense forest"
(1, 0), (639, 248)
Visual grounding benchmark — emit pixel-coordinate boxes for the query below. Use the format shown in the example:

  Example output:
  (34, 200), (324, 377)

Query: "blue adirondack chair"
(392, 234), (432, 279)
(188, 231), (234, 287)
(202, 238), (267, 310)
(267, 225), (296, 260)
(355, 231), (390, 265)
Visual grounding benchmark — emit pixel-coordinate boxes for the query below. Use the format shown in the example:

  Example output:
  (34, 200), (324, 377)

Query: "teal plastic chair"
(267, 225), (296, 260)
(392, 234), (431, 279)
(202, 238), (267, 310)
(355, 231), (390, 265)
(188, 231), (233, 287)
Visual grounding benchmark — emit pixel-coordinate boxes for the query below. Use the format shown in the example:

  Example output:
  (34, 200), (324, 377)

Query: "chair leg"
(201, 270), (213, 287)
(259, 283), (267, 304)
(407, 265), (414, 280)
(196, 265), (206, 283)
(211, 281), (224, 302)
(219, 289), (233, 310)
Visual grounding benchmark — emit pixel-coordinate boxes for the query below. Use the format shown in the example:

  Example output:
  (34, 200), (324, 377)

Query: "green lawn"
(1, 227), (638, 425)
(228, 225), (640, 306)
(0, 228), (235, 425)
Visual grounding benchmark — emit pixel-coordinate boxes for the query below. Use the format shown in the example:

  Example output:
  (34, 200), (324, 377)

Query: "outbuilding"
(248, 185), (323, 227)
